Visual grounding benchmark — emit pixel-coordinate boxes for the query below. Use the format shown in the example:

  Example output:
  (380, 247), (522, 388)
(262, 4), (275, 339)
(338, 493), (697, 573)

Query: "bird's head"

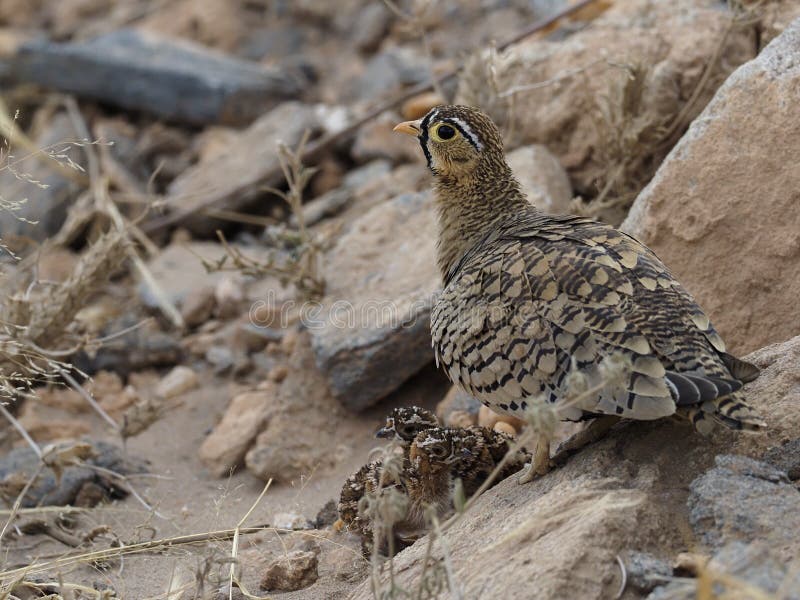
(409, 427), (470, 473)
(376, 406), (439, 443)
(394, 105), (505, 179)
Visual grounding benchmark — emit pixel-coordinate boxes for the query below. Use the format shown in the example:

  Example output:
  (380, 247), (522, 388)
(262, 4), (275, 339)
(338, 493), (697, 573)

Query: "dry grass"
(198, 131), (326, 301)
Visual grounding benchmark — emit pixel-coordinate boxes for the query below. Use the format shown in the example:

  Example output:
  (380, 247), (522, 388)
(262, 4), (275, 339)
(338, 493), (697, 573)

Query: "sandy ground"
(3, 365), (449, 598)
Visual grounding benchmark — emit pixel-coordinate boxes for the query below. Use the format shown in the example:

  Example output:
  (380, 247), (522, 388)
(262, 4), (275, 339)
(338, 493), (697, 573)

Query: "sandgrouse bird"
(394, 105), (764, 479)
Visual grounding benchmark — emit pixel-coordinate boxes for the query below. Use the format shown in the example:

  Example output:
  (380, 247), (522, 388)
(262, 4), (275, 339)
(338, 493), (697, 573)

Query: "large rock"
(457, 0), (756, 197)
(622, 18), (800, 354)
(7, 29), (304, 125)
(164, 102), (319, 235)
(244, 331), (344, 481)
(648, 541), (800, 600)
(0, 441), (147, 508)
(309, 191), (439, 411)
(506, 144), (573, 215)
(0, 112), (82, 241)
(688, 455), (800, 560)
(349, 334), (800, 599)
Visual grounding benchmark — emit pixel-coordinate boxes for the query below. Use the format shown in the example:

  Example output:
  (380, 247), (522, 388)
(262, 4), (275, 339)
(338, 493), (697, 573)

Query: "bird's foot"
(517, 462), (534, 484)
(518, 435), (552, 484)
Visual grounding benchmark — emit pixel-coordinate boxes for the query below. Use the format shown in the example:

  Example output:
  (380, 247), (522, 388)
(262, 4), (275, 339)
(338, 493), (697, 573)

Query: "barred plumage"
(394, 105), (764, 469)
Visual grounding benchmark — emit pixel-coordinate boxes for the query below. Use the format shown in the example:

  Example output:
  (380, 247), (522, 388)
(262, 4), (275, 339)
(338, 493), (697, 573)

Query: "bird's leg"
(518, 434), (551, 484)
(551, 416), (619, 466)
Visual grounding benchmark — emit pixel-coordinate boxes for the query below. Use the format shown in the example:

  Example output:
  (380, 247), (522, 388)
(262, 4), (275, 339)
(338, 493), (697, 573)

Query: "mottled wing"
(432, 211), (763, 430)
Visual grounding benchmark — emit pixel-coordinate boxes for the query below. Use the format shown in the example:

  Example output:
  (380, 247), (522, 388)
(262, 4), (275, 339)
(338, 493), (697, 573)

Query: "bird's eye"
(432, 123), (457, 142)
(400, 425), (415, 437)
(430, 445), (447, 458)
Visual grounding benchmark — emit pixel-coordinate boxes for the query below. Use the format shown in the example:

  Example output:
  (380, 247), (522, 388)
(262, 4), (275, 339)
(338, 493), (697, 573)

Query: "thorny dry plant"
(199, 130), (326, 301)
(0, 229), (129, 405)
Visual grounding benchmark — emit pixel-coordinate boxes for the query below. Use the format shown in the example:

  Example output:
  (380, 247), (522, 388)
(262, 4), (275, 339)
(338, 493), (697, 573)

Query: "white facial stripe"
(446, 117), (483, 151)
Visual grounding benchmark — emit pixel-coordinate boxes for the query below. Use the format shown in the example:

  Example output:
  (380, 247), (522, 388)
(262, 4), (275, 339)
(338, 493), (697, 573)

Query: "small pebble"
(181, 285), (216, 328)
(401, 92), (445, 120)
(215, 276), (245, 318)
(156, 366), (198, 399)
(260, 550), (318, 592)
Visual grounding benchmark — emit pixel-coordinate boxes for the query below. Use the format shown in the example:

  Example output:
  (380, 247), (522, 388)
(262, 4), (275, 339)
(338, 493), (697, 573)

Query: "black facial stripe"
(441, 118), (481, 152)
(419, 111), (435, 170)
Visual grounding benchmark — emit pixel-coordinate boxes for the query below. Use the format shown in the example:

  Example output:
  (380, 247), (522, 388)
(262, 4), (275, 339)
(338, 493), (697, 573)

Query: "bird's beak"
(393, 119), (422, 137)
(375, 426), (394, 439)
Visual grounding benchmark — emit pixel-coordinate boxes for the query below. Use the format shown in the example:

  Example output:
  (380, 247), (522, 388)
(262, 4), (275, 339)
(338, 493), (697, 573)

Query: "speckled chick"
(337, 458), (406, 555)
(338, 427), (482, 555)
(394, 105), (764, 475)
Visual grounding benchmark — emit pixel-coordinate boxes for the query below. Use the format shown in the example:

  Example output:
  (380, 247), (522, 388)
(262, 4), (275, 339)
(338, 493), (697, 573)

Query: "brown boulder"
(622, 17), (800, 354)
(244, 331), (344, 481)
(165, 102), (319, 236)
(198, 384), (277, 477)
(457, 0), (756, 200)
(259, 550), (318, 592)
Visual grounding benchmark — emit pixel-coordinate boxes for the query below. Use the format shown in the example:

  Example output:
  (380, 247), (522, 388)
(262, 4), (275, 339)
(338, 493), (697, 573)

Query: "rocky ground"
(0, 0), (799, 598)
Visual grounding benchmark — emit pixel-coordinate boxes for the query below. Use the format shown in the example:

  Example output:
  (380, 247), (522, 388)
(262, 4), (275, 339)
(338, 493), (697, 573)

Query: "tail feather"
(720, 352), (761, 383)
(679, 391), (764, 434)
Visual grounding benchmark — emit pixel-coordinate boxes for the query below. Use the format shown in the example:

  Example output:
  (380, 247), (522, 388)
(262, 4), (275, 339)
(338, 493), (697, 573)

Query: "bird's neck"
(433, 160), (530, 278)
(408, 463), (452, 511)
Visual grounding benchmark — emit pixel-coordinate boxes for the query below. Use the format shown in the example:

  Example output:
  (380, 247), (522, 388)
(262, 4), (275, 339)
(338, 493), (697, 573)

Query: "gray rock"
(238, 27), (307, 61)
(7, 29), (305, 126)
(138, 242), (245, 310)
(74, 315), (182, 376)
(762, 438), (800, 481)
(688, 454), (800, 558)
(291, 188), (351, 227)
(342, 159), (392, 189)
(308, 192), (440, 410)
(353, 3), (392, 53)
(0, 112), (82, 241)
(356, 47), (429, 101)
(289, 160), (392, 227)
(648, 542), (800, 600)
(165, 102), (319, 235)
(506, 144), (573, 215)
(0, 440), (148, 508)
(623, 551), (672, 593)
